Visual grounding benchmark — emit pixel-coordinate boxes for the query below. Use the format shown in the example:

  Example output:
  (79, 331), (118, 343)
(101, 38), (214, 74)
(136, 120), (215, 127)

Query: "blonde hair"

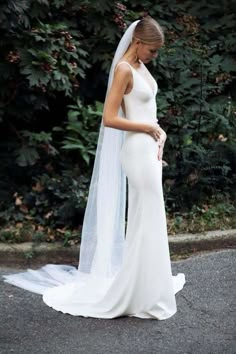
(133, 16), (164, 45)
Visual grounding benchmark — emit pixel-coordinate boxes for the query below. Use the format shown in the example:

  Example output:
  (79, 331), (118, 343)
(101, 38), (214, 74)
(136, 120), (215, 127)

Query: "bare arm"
(103, 63), (161, 141)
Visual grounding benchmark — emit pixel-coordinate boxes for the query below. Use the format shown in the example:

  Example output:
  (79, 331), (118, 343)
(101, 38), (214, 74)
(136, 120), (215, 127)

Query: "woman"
(4, 17), (185, 320)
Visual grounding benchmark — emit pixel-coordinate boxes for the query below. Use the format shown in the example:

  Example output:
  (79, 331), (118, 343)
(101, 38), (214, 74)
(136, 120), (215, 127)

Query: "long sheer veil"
(78, 20), (140, 277)
(3, 20), (140, 294)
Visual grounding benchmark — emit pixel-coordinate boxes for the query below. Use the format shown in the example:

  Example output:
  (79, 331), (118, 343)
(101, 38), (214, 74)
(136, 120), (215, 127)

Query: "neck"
(123, 44), (140, 66)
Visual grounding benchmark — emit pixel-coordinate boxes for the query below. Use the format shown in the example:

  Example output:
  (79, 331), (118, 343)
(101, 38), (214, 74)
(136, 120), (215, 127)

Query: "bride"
(4, 17), (185, 320)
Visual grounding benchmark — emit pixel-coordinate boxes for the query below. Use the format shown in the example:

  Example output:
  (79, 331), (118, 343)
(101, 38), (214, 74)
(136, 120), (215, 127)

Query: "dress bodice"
(117, 61), (158, 125)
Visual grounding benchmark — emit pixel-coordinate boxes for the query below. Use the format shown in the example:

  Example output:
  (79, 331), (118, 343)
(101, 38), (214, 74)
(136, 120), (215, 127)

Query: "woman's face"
(137, 41), (163, 63)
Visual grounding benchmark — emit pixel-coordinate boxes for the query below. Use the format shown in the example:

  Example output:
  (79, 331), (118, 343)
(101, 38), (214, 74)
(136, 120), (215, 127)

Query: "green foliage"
(167, 197), (236, 234)
(0, 0), (235, 232)
(26, 171), (88, 227)
(56, 100), (102, 165)
(0, 167), (89, 230)
(143, 0), (236, 209)
(15, 130), (58, 167)
(0, 0), (89, 123)
(18, 21), (88, 95)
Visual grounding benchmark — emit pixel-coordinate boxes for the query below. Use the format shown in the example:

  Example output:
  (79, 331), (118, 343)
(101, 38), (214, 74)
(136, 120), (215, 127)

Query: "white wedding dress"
(4, 61), (185, 320)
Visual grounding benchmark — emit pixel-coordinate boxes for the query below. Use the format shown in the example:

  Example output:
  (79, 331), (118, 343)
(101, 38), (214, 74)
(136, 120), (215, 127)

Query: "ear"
(133, 37), (141, 46)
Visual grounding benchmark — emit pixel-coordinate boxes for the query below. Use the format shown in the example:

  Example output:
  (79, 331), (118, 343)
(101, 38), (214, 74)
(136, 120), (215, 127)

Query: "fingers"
(162, 160), (168, 167)
(157, 145), (163, 160)
(153, 133), (160, 141)
(152, 127), (161, 141)
(147, 124), (165, 142)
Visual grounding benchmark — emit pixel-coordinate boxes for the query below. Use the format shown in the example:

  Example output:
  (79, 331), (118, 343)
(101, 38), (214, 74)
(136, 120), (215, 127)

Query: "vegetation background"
(0, 0), (235, 245)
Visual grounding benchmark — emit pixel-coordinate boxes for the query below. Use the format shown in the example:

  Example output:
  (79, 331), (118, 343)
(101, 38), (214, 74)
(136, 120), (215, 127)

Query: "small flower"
(64, 42), (76, 52)
(36, 84), (47, 93)
(113, 14), (126, 30)
(73, 81), (80, 89)
(70, 61), (77, 68)
(6, 51), (20, 63)
(115, 2), (126, 11)
(215, 73), (231, 84)
(41, 62), (53, 73)
(218, 134), (227, 142)
(61, 31), (73, 40)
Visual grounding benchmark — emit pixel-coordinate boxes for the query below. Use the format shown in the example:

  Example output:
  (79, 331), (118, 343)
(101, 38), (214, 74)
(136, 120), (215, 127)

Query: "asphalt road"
(0, 249), (235, 354)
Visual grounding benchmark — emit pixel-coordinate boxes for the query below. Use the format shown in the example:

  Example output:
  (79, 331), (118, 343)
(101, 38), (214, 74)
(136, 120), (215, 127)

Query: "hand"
(158, 127), (167, 146)
(157, 127), (167, 161)
(146, 123), (162, 141)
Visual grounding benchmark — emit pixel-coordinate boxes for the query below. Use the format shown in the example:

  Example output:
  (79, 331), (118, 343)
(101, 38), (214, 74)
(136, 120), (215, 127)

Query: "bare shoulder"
(107, 61), (133, 97)
(114, 62), (132, 78)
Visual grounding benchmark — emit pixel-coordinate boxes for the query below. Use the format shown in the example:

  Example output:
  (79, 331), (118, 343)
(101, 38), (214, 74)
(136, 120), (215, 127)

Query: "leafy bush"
(0, 0), (235, 231)
(145, 0), (236, 209)
(56, 100), (102, 165)
(167, 197), (236, 234)
(0, 167), (89, 229)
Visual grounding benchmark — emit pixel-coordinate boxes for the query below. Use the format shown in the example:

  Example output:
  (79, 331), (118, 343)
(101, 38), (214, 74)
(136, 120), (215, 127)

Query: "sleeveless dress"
(3, 61), (185, 320)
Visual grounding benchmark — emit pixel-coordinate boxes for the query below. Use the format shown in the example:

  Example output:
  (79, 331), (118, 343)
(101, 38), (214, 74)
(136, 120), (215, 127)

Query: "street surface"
(0, 249), (235, 354)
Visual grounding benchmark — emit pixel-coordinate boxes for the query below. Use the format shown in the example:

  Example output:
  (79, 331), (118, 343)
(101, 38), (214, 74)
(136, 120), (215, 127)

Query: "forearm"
(103, 115), (152, 134)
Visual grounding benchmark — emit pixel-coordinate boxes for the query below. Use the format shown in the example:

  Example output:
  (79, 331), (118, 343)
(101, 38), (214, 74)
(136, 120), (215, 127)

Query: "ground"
(0, 249), (235, 354)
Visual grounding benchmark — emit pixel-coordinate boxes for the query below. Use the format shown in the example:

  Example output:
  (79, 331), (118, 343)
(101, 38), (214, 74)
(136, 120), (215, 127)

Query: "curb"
(169, 229), (236, 256)
(0, 229), (235, 267)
